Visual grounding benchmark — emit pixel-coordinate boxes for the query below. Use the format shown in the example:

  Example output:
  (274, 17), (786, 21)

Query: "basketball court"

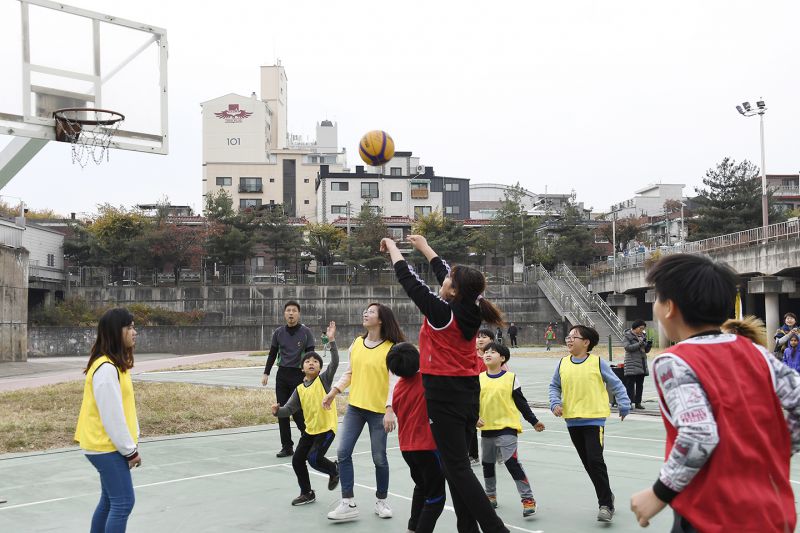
(2, 352), (799, 532)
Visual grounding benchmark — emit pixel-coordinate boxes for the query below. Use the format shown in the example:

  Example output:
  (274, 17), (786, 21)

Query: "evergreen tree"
(252, 204), (304, 271)
(411, 210), (471, 265)
(691, 157), (783, 240)
(551, 204), (599, 266)
(305, 223), (346, 266)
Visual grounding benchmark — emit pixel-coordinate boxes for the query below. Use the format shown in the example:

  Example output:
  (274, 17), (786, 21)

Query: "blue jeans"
(86, 452), (135, 533)
(336, 404), (389, 499)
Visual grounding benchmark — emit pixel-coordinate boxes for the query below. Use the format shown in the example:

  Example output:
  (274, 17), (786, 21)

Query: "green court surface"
(2, 354), (799, 532)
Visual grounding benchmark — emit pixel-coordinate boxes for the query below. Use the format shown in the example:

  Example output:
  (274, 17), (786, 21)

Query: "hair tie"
(475, 294), (484, 305)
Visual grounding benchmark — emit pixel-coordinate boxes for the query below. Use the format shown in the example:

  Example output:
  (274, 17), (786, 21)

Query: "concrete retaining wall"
(29, 284), (562, 356)
(0, 246), (28, 362)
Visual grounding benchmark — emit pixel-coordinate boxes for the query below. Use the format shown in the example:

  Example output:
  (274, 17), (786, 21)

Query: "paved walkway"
(0, 352), (253, 392)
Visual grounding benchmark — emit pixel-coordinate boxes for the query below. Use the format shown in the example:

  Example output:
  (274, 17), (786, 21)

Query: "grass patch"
(249, 351), (268, 357)
(0, 381), (348, 454)
(156, 359), (265, 371)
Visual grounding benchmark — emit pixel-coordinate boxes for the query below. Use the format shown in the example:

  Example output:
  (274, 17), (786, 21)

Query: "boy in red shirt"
(630, 254), (800, 532)
(387, 342), (445, 533)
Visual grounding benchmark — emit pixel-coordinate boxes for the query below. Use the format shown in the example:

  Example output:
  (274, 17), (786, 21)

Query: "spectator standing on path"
(544, 325), (556, 351)
(261, 300), (316, 458)
(783, 334), (800, 372)
(774, 312), (798, 355)
(623, 319), (651, 410)
(496, 327), (504, 346)
(508, 323), (519, 347)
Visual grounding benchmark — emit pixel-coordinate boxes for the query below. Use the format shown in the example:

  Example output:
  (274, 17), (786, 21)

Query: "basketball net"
(53, 109), (124, 168)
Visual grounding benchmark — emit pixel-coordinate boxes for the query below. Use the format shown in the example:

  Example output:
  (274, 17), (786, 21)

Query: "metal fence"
(66, 263), (538, 288)
(590, 218), (800, 276)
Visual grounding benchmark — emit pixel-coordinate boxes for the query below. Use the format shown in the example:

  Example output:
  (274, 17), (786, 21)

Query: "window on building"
(47, 253), (55, 267)
(304, 199), (310, 204)
(391, 192), (402, 201)
(270, 178), (275, 183)
(216, 176), (232, 186)
(332, 205), (348, 214)
(239, 177), (263, 193)
(410, 182), (429, 199)
(367, 206), (381, 215)
(331, 182), (349, 191)
(304, 178), (310, 183)
(361, 182), (379, 198)
(239, 199), (262, 209)
(444, 182), (460, 192)
(445, 205), (460, 214)
(388, 228), (403, 240)
(270, 199), (275, 205)
(414, 206), (432, 218)
(390, 167), (402, 176)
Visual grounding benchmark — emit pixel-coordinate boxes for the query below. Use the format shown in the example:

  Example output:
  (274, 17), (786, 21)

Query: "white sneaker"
(327, 499), (359, 521)
(374, 499), (393, 519)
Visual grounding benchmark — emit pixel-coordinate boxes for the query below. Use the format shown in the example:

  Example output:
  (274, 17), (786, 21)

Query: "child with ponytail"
(381, 235), (509, 533)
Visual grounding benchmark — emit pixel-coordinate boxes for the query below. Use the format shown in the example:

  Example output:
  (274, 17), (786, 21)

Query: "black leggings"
(426, 398), (508, 533)
(567, 425), (614, 508)
(275, 367), (305, 449)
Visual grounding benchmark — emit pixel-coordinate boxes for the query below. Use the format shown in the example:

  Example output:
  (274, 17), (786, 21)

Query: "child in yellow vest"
(477, 342), (544, 518)
(272, 321), (340, 506)
(548, 324), (630, 523)
(74, 308), (141, 532)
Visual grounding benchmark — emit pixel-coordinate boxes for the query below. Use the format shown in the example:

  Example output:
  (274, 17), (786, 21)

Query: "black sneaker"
(328, 462), (340, 490)
(635, 404), (646, 410)
(276, 448), (294, 458)
(292, 491), (315, 506)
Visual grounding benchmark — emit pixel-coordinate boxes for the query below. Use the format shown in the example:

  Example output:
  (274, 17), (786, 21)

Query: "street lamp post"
(736, 100), (768, 233)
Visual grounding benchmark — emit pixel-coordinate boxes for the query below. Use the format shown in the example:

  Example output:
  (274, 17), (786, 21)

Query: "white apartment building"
(610, 183), (685, 218)
(317, 152), (471, 222)
(201, 64), (346, 220)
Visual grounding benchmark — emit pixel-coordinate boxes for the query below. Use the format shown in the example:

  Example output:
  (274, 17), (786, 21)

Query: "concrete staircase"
(536, 264), (625, 345)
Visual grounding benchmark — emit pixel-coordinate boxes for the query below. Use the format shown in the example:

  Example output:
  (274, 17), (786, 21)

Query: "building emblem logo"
(215, 104), (253, 123)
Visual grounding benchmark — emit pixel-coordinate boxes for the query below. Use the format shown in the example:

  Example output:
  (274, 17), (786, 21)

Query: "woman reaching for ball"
(382, 235), (510, 533)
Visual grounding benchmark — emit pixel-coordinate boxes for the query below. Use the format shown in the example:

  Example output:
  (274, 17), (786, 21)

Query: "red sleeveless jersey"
(655, 335), (795, 533)
(418, 314), (482, 376)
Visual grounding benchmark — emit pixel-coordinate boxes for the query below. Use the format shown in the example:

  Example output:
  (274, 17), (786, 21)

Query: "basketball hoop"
(53, 108), (125, 167)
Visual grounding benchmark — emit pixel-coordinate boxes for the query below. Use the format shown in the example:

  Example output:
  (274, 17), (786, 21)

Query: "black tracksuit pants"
(567, 425), (614, 509)
(426, 398), (509, 533)
(275, 366), (305, 449)
(403, 450), (446, 533)
(293, 430), (337, 494)
(624, 374), (645, 405)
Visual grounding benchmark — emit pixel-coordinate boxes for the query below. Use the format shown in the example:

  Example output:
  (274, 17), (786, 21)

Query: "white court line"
(302, 467), (544, 533)
(540, 429), (665, 443)
(140, 366), (261, 375)
(0, 447), (397, 511)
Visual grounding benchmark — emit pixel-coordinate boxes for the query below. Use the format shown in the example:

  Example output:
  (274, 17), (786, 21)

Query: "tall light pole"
(736, 99), (768, 232)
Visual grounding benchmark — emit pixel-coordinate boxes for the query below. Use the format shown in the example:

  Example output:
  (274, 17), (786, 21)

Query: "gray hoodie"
(623, 328), (650, 376)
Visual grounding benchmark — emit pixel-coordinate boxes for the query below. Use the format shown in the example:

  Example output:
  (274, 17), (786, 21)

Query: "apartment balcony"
(410, 189), (429, 199)
(239, 185), (263, 193)
(772, 185), (800, 197)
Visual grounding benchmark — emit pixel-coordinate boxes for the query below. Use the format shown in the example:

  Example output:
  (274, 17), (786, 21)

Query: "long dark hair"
(363, 302), (406, 344)
(450, 265), (505, 327)
(85, 307), (135, 374)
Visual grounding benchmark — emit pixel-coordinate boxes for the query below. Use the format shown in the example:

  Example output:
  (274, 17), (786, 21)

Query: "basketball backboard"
(0, 0), (168, 157)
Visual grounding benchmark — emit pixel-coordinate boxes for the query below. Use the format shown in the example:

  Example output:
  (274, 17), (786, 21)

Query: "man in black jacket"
(261, 300), (316, 457)
(508, 323), (519, 347)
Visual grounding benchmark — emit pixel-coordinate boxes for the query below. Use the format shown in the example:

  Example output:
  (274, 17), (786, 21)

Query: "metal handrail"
(591, 218), (800, 274)
(556, 263), (624, 339)
(536, 264), (595, 328)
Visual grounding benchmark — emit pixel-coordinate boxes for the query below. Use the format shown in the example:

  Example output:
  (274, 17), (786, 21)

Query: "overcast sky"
(0, 0), (798, 217)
